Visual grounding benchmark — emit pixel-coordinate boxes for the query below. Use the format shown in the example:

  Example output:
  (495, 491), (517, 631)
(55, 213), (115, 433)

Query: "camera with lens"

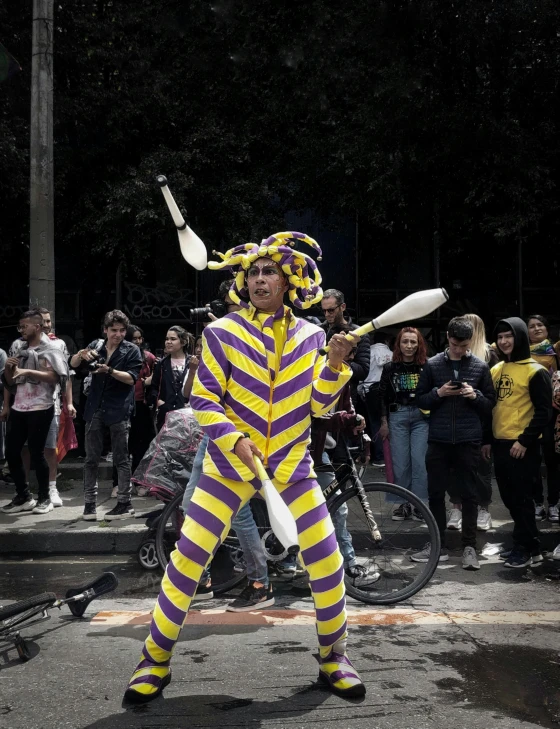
(190, 299), (228, 323)
(87, 352), (106, 371)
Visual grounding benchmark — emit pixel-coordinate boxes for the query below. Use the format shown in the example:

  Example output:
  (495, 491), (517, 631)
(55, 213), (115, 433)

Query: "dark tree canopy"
(0, 0), (558, 330)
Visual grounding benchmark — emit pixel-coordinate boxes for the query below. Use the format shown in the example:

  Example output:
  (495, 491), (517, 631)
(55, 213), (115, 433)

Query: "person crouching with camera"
(70, 310), (142, 522)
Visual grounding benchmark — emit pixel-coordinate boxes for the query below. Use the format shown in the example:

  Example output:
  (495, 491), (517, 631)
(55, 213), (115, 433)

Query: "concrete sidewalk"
(0, 458), (157, 555)
(1, 458), (559, 556)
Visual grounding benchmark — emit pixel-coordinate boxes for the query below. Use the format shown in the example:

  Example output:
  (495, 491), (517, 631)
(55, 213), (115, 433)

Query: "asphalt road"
(1, 555), (560, 729)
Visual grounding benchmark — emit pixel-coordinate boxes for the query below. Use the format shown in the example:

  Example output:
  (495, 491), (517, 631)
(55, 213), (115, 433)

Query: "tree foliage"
(0, 0), (558, 292)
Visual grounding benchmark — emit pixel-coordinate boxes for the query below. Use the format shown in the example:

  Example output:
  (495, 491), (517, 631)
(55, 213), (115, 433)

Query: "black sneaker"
(504, 548), (532, 568)
(82, 503), (97, 521)
(226, 582), (275, 613)
(391, 503), (412, 521)
(192, 580), (214, 601)
(1, 495), (36, 514)
(105, 502), (135, 520)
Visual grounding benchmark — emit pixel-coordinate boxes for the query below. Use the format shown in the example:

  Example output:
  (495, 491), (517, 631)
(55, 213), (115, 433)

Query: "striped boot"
(317, 641), (365, 698)
(123, 655), (172, 704)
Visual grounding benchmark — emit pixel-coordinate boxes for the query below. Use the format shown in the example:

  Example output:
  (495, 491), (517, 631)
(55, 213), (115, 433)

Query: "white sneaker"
(49, 487), (63, 507)
(410, 542), (449, 563)
(447, 508), (462, 530)
(111, 486), (118, 498)
(552, 544), (560, 561)
(462, 546), (480, 570)
(477, 508), (492, 531)
(32, 499), (54, 514)
(548, 505), (559, 523)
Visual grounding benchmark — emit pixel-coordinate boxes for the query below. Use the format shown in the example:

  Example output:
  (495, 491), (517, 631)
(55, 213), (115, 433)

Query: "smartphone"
(450, 380), (463, 389)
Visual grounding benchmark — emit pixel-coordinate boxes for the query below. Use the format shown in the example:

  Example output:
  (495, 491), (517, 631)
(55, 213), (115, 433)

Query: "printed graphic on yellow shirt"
(496, 373), (514, 400)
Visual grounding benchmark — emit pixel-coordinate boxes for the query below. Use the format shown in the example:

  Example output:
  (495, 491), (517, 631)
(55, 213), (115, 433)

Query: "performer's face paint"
(246, 257), (288, 312)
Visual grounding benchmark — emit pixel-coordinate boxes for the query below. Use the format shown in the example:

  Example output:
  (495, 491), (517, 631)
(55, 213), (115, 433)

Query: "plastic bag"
(132, 408), (203, 500)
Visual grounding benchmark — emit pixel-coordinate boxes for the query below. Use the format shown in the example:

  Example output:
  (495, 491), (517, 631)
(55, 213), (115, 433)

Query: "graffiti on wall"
(124, 283), (196, 321)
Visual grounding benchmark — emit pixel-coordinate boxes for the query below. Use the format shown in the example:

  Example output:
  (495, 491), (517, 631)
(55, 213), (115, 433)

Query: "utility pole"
(29, 0), (55, 318)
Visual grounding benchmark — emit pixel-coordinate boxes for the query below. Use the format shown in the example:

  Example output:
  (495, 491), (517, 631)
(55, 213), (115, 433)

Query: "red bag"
(382, 437), (395, 484)
(57, 403), (78, 463)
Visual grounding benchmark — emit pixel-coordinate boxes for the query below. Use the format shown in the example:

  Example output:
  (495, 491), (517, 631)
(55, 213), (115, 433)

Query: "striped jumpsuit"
(127, 304), (352, 695)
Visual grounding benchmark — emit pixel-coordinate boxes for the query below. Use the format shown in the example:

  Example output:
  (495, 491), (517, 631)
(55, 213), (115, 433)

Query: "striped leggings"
(133, 472), (348, 678)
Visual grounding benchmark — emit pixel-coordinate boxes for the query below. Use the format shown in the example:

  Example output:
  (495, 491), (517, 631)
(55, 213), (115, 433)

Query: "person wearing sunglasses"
(320, 289), (371, 388)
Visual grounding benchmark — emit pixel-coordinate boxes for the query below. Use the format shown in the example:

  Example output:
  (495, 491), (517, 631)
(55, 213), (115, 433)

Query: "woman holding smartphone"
(378, 327), (429, 520)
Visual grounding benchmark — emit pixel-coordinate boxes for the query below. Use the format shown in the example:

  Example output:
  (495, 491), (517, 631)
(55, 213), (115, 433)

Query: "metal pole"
(29, 0), (55, 318)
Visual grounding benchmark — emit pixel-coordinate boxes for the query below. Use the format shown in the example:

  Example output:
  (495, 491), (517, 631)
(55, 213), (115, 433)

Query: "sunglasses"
(322, 305), (341, 314)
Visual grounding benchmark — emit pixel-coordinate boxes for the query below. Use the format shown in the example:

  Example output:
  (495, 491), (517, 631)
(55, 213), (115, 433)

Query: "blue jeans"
(386, 406), (429, 502)
(181, 434), (268, 586)
(316, 456), (357, 569)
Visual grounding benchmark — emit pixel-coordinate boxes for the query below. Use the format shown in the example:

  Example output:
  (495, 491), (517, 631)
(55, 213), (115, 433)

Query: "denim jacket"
(83, 339), (142, 425)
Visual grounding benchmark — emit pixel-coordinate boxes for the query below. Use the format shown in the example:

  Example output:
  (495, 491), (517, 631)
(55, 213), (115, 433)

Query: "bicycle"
(0, 572), (118, 662)
(154, 437), (440, 605)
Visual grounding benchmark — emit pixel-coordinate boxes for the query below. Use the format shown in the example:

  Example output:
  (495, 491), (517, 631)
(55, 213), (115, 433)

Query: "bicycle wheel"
(0, 592), (56, 627)
(329, 482), (440, 605)
(155, 490), (247, 594)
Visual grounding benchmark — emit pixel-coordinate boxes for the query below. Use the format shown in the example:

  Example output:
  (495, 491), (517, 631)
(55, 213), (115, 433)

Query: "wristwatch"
(108, 367), (114, 375)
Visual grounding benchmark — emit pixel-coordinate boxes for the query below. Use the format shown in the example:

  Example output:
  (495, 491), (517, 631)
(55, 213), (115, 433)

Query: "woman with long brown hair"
(378, 327), (429, 519)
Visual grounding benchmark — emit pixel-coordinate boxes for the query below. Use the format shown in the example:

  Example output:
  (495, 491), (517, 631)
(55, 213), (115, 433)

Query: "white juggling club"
(249, 446), (300, 556)
(320, 287), (448, 355)
(156, 175), (208, 270)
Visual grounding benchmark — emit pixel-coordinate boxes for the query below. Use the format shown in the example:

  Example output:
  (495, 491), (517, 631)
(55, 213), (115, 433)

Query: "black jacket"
(149, 355), (190, 425)
(322, 319), (370, 385)
(415, 350), (496, 444)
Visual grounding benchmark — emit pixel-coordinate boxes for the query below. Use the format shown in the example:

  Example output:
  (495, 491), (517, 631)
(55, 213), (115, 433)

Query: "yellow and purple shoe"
(317, 650), (366, 698)
(123, 657), (172, 704)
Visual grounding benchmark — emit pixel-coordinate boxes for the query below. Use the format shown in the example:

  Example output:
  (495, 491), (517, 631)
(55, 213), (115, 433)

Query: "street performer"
(124, 232), (365, 703)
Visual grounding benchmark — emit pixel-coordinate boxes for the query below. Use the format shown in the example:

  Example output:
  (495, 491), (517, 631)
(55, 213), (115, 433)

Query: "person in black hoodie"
(485, 317), (552, 568)
(411, 317), (496, 570)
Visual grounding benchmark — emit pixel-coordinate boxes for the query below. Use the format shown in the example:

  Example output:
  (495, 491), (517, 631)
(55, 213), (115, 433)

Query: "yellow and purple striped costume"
(127, 303), (357, 698)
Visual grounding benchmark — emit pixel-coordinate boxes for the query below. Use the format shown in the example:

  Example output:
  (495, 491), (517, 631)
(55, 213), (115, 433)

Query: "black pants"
(494, 440), (541, 553)
(531, 417), (560, 506)
(6, 407), (54, 501)
(447, 455), (493, 507)
(426, 442), (480, 549)
(130, 401), (156, 474)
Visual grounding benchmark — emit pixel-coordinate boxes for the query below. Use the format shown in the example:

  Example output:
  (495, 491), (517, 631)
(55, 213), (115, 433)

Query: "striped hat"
(209, 232), (323, 310)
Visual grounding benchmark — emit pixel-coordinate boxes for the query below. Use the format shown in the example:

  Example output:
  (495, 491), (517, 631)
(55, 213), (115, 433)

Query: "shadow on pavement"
(83, 688), (347, 729)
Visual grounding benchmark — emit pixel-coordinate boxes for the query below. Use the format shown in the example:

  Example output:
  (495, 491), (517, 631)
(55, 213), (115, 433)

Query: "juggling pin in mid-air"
(249, 447), (300, 556)
(320, 287), (449, 355)
(156, 175), (208, 270)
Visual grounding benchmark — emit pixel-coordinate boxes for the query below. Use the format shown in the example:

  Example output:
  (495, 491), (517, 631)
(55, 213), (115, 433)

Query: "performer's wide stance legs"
(125, 474), (364, 701)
